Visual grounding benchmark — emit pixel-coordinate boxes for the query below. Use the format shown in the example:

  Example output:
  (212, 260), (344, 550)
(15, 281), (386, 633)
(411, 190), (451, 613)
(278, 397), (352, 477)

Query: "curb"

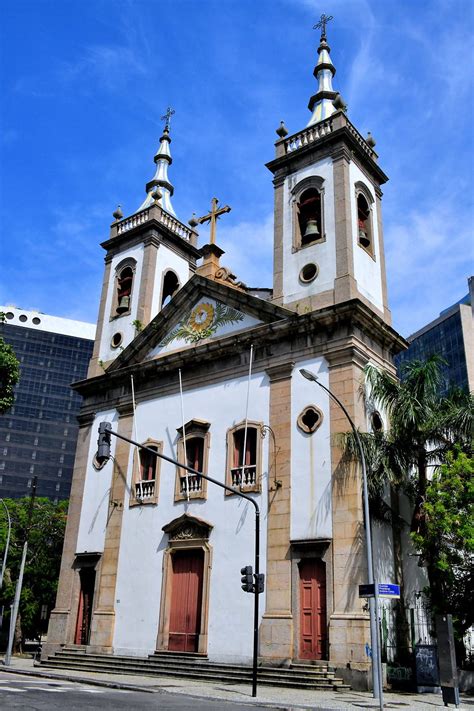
(0, 664), (155, 693)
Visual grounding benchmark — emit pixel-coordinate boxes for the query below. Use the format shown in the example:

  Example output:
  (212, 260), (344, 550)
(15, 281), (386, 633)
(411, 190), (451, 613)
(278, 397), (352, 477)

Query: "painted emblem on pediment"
(160, 301), (244, 347)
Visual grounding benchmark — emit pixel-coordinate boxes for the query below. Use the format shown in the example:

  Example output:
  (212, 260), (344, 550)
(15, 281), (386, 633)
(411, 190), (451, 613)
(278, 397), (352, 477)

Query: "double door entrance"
(298, 558), (327, 660)
(168, 549), (204, 652)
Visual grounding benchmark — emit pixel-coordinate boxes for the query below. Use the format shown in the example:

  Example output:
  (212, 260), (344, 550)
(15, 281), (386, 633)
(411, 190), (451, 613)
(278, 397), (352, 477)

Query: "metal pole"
(101, 426), (261, 697)
(0, 498), (12, 590)
(4, 477), (37, 666)
(299, 370), (383, 709)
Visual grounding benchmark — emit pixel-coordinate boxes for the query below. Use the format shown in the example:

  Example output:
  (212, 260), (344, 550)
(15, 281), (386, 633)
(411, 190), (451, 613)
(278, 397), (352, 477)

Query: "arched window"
(130, 438), (161, 506)
(175, 420), (210, 501)
(161, 270), (180, 308)
(292, 177), (326, 251)
(355, 183), (375, 257)
(112, 259), (137, 318)
(226, 421), (262, 493)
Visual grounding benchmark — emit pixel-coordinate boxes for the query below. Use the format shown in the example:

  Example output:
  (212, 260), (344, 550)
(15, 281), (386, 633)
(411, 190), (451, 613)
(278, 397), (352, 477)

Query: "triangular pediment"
(107, 275), (291, 372)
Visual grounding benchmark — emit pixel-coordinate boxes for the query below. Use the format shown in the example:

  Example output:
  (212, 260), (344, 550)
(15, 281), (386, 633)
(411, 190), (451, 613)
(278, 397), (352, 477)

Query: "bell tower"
(267, 17), (391, 324)
(88, 113), (200, 377)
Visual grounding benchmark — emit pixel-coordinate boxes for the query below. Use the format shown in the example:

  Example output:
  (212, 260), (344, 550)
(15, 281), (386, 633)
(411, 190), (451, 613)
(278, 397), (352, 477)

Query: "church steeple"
(137, 107), (176, 216)
(307, 14), (338, 126)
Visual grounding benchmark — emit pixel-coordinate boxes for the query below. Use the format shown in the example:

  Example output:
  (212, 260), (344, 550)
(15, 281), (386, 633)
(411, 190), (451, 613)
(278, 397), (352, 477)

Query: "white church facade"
(44, 21), (411, 683)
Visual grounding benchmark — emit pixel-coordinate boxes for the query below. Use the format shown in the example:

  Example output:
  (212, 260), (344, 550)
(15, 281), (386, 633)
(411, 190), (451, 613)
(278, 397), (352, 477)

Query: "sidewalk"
(0, 655), (472, 710)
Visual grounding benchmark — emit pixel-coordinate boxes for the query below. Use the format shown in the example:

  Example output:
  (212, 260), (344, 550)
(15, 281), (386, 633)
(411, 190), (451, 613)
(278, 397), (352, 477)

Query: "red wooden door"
(74, 568), (96, 645)
(168, 550), (204, 652)
(299, 559), (327, 660)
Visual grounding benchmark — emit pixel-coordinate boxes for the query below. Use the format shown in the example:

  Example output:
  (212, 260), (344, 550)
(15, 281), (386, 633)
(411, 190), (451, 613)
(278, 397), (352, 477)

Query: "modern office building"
(0, 307), (95, 501)
(395, 276), (474, 394)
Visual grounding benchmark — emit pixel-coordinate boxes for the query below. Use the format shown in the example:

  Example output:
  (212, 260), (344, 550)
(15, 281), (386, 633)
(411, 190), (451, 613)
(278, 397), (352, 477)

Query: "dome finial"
(313, 13), (333, 41)
(160, 106), (175, 132)
(307, 14), (339, 126)
(136, 107), (176, 216)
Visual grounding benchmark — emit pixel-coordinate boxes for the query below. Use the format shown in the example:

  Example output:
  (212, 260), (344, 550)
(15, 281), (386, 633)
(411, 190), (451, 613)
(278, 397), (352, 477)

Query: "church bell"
(358, 228), (370, 248)
(303, 218), (320, 239)
(116, 295), (130, 314)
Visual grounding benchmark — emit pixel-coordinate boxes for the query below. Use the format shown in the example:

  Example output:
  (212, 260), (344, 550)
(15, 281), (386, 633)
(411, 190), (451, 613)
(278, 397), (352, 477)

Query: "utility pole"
(0, 498), (12, 590)
(4, 476), (37, 666)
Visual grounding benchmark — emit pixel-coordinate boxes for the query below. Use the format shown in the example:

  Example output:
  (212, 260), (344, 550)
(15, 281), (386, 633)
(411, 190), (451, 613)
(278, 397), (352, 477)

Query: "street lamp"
(299, 368), (383, 709)
(0, 498), (11, 591)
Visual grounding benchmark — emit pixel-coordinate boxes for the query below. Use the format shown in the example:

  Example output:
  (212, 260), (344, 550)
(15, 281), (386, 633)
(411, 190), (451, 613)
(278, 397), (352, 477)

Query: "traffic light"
(255, 573), (265, 594)
(241, 565), (254, 593)
(97, 421), (112, 465)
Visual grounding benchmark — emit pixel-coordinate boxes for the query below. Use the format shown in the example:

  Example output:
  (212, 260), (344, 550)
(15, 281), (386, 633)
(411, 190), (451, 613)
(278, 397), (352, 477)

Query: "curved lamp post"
(0, 498), (11, 591)
(299, 368), (383, 709)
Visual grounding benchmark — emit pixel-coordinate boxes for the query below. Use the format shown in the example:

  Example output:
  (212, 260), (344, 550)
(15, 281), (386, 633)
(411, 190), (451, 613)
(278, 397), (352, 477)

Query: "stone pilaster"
(87, 257), (112, 378)
(375, 190), (392, 325)
(136, 236), (159, 327)
(259, 361), (294, 663)
(42, 414), (94, 659)
(272, 176), (285, 305)
(333, 149), (358, 304)
(88, 407), (133, 652)
(327, 355), (370, 667)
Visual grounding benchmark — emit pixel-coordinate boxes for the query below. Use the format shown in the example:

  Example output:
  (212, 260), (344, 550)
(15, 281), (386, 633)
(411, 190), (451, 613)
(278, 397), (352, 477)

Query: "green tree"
(0, 497), (68, 644)
(412, 448), (474, 651)
(0, 334), (20, 414)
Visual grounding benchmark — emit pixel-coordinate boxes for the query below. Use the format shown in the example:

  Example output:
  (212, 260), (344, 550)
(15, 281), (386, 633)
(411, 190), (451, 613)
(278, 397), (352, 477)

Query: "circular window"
(297, 405), (323, 434)
(19, 314), (28, 322)
(371, 411), (383, 433)
(299, 263), (318, 284)
(111, 332), (123, 349)
(5, 312), (14, 320)
(32, 317), (41, 325)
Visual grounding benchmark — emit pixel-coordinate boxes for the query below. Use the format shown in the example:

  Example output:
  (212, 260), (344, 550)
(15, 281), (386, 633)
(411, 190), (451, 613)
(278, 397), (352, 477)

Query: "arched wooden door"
(168, 549), (204, 652)
(298, 558), (327, 660)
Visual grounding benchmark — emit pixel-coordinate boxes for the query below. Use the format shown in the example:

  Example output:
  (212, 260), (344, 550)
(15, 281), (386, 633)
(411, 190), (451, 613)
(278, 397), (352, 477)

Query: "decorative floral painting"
(160, 301), (244, 346)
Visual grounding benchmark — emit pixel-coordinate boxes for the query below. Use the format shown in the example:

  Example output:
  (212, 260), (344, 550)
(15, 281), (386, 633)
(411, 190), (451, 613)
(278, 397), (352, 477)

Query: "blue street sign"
(359, 583), (400, 598)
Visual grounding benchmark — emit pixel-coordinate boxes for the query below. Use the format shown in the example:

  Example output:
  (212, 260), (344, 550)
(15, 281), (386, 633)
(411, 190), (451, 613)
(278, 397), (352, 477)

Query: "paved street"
(0, 672), (285, 711)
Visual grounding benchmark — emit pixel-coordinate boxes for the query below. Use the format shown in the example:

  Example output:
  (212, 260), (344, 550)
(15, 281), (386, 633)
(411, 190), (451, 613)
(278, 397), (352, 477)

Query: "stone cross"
(198, 198), (231, 245)
(161, 106), (175, 131)
(314, 13), (333, 39)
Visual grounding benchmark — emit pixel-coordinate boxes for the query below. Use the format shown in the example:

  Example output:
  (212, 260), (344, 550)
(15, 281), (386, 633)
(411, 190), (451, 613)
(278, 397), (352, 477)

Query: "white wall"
(76, 409), (119, 553)
(112, 373), (270, 661)
(349, 162), (384, 313)
(282, 157), (336, 305)
(149, 244), (193, 318)
(290, 357), (333, 540)
(99, 244), (145, 363)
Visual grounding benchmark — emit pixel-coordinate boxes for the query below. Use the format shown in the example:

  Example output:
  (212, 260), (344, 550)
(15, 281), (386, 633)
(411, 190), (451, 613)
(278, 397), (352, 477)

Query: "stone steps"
(42, 648), (351, 691)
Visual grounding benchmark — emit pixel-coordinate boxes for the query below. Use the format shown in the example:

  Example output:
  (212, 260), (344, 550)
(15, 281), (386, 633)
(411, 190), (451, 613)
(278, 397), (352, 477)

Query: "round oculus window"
(32, 317), (41, 325)
(299, 263), (318, 284)
(111, 332), (123, 349)
(19, 314), (28, 322)
(4, 312), (14, 320)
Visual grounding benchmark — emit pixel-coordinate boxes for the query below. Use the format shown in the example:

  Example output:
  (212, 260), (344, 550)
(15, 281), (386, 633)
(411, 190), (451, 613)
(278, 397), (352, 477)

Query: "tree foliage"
(0, 334), (20, 414)
(0, 497), (68, 642)
(412, 448), (474, 641)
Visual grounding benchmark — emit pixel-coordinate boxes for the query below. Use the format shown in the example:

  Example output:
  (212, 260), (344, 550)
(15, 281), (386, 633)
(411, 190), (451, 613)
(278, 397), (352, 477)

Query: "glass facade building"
(0, 307), (95, 501)
(395, 277), (474, 396)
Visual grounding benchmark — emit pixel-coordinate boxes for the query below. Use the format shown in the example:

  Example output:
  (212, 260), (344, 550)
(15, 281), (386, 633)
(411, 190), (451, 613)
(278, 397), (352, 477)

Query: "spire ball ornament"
(366, 132), (376, 148)
(113, 205), (123, 221)
(332, 93), (347, 112)
(151, 188), (162, 203)
(276, 121), (289, 138)
(188, 213), (199, 229)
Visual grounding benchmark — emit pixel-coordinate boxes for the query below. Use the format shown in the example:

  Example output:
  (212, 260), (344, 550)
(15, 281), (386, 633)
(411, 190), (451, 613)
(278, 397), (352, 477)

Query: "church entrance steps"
(42, 648), (351, 690)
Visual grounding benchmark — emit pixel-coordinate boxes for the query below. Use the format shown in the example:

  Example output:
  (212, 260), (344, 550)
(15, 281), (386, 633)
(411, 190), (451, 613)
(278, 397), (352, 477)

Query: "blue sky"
(1, 0), (473, 337)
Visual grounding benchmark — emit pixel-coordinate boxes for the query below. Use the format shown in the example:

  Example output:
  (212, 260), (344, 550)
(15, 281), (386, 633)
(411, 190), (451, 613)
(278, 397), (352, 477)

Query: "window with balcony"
(226, 421), (262, 494)
(130, 438), (161, 506)
(175, 420), (210, 501)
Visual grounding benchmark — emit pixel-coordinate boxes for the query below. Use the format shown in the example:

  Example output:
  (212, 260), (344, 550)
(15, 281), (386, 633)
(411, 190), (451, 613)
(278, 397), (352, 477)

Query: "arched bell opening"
(298, 188), (323, 246)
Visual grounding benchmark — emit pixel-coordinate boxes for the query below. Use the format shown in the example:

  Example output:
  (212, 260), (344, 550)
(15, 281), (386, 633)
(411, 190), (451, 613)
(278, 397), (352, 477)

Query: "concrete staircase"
(42, 646), (351, 691)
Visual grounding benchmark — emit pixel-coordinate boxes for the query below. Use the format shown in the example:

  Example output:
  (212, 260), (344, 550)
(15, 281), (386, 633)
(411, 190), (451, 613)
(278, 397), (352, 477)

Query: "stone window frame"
(354, 181), (376, 260)
(160, 269), (181, 309)
(225, 420), (263, 495)
(110, 257), (137, 320)
(129, 437), (162, 507)
(156, 514), (213, 655)
(297, 405), (324, 434)
(291, 175), (326, 252)
(175, 420), (211, 502)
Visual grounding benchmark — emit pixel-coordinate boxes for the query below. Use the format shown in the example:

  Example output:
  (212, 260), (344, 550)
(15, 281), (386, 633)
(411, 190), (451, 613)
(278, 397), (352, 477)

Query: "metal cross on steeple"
(161, 106), (175, 131)
(198, 197), (231, 245)
(313, 13), (333, 39)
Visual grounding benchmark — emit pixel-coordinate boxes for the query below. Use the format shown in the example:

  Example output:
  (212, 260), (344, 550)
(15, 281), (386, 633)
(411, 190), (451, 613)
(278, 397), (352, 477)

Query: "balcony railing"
(135, 479), (156, 501)
(282, 113), (377, 162)
(180, 473), (202, 494)
(114, 205), (196, 244)
(231, 465), (257, 488)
